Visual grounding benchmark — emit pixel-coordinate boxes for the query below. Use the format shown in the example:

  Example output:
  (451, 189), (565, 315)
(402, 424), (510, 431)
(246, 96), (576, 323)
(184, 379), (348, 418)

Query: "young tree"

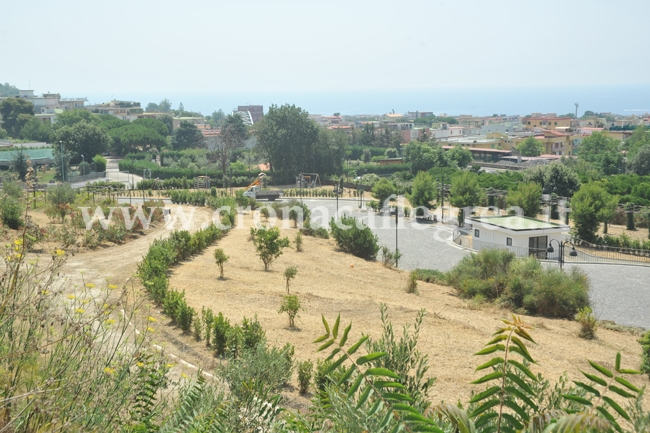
(371, 178), (397, 209)
(283, 266), (298, 294)
(598, 192), (620, 234)
(571, 182), (617, 242)
(517, 137), (544, 157)
(252, 226), (291, 271)
(53, 109), (99, 129)
(407, 171), (436, 215)
(214, 248), (229, 279)
(449, 171), (483, 226)
(506, 182), (542, 217)
(11, 149), (29, 181)
(278, 295), (301, 328)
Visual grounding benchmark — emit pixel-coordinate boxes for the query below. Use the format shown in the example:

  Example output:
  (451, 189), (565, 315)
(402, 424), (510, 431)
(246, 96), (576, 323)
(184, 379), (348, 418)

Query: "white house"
(465, 215), (570, 259)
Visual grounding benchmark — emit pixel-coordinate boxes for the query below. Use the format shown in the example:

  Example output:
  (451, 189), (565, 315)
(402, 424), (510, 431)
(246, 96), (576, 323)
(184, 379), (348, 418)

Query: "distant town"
(1, 86), (648, 170)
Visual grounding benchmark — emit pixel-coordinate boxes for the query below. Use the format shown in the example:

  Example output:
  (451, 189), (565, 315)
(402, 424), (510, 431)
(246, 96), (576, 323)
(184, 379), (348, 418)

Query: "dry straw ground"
(164, 212), (650, 408)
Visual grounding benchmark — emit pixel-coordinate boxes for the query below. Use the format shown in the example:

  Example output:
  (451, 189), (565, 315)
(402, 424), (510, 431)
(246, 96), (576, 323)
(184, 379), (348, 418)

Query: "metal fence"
(68, 171), (106, 183)
(458, 236), (650, 266)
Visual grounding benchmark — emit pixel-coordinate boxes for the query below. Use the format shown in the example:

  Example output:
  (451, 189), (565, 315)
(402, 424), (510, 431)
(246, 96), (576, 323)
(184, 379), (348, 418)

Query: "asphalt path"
(300, 198), (650, 329)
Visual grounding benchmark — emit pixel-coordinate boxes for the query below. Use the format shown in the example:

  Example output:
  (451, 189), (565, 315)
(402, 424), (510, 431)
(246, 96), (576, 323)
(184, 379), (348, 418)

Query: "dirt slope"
(164, 212), (650, 407)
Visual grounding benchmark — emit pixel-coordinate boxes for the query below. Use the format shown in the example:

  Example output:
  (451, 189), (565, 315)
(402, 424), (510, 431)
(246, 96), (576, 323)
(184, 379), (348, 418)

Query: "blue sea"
(85, 84), (650, 118)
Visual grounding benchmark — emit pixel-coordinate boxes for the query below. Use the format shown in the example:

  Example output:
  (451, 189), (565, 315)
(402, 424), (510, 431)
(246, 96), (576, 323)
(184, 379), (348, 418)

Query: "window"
(474, 229), (480, 238)
(506, 237), (512, 246)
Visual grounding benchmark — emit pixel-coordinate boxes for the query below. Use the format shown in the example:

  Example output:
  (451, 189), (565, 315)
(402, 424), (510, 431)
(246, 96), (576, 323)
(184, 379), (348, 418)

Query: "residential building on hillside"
(85, 100), (143, 121)
(524, 116), (573, 130)
(0, 90), (87, 124)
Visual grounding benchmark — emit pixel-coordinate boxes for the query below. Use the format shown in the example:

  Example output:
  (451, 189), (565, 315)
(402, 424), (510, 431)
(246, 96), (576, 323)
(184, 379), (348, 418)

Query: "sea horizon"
(82, 83), (650, 119)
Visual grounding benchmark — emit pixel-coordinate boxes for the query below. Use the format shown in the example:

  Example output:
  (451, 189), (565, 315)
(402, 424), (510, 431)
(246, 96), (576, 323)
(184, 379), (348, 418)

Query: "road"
(71, 157), (144, 189)
(300, 198), (650, 329)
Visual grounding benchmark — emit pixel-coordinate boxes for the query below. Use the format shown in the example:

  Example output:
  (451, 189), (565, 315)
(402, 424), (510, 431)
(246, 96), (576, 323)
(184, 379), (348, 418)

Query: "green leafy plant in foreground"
(314, 314), (442, 432)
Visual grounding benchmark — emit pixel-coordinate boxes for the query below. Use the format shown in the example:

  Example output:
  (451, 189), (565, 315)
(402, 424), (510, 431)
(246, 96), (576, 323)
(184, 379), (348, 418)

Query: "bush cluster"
(439, 249), (590, 318)
(138, 224), (225, 336)
(329, 215), (379, 260)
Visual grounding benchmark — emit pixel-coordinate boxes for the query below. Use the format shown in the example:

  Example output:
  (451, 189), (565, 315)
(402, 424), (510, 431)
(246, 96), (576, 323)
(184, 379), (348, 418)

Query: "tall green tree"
(132, 118), (170, 136)
(158, 99), (172, 113)
(403, 141), (448, 174)
(55, 121), (110, 163)
(407, 171), (436, 215)
(171, 121), (204, 150)
(19, 117), (53, 142)
(0, 83), (19, 97)
(517, 137), (544, 156)
(218, 114), (249, 186)
(119, 124), (166, 153)
(254, 104), (320, 181)
(447, 144), (473, 168)
(53, 109), (98, 129)
(523, 162), (581, 197)
(449, 171), (482, 226)
(578, 131), (623, 175)
(506, 182), (542, 217)
(623, 125), (650, 159)
(0, 98), (34, 136)
(145, 102), (159, 112)
(629, 145), (650, 176)
(371, 178), (397, 208)
(571, 182), (617, 242)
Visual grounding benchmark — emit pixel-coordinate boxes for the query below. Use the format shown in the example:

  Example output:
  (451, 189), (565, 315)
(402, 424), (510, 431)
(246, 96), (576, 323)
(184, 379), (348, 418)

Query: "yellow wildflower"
(146, 327), (155, 333)
(166, 363), (175, 368)
(81, 299), (89, 304)
(137, 362), (144, 368)
(108, 284), (118, 290)
(102, 303), (109, 309)
(103, 367), (115, 375)
(54, 249), (65, 257)
(181, 373), (188, 379)
(67, 294), (76, 300)
(75, 308), (85, 314)
(147, 316), (158, 323)
(41, 290), (50, 295)
(85, 283), (96, 289)
(104, 318), (116, 326)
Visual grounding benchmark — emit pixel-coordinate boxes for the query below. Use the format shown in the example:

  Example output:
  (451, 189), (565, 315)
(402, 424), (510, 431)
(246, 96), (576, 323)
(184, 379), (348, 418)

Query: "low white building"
(465, 215), (570, 259)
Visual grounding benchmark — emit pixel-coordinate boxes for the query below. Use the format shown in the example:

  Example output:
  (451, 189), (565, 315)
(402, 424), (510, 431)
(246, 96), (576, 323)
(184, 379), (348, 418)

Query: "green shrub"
(445, 249), (589, 319)
(2, 180), (23, 199)
(283, 266), (298, 294)
(242, 316), (266, 350)
(47, 184), (76, 206)
(251, 226), (291, 271)
(294, 231), (303, 252)
(406, 271), (418, 294)
(381, 246), (401, 268)
(640, 331), (650, 377)
(201, 307), (214, 346)
(93, 154), (107, 172)
(412, 269), (447, 285)
(0, 196), (23, 229)
(226, 324), (244, 359)
(576, 306), (598, 339)
(329, 215), (379, 260)
(212, 313), (231, 357)
(297, 360), (313, 395)
(217, 343), (293, 401)
(523, 267), (589, 319)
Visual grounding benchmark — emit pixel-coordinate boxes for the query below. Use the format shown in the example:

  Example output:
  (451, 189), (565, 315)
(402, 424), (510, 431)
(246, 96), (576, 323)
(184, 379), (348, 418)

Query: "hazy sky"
(3, 0), (650, 113)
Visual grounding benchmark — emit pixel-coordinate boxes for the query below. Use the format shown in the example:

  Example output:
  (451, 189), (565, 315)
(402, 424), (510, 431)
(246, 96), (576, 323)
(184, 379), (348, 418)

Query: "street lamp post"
(59, 141), (65, 182)
(546, 239), (578, 271)
(436, 175), (446, 222)
(395, 205), (399, 268)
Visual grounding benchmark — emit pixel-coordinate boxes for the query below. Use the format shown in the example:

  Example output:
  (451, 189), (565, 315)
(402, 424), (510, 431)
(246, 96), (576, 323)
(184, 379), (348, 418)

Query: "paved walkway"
(302, 199), (650, 329)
